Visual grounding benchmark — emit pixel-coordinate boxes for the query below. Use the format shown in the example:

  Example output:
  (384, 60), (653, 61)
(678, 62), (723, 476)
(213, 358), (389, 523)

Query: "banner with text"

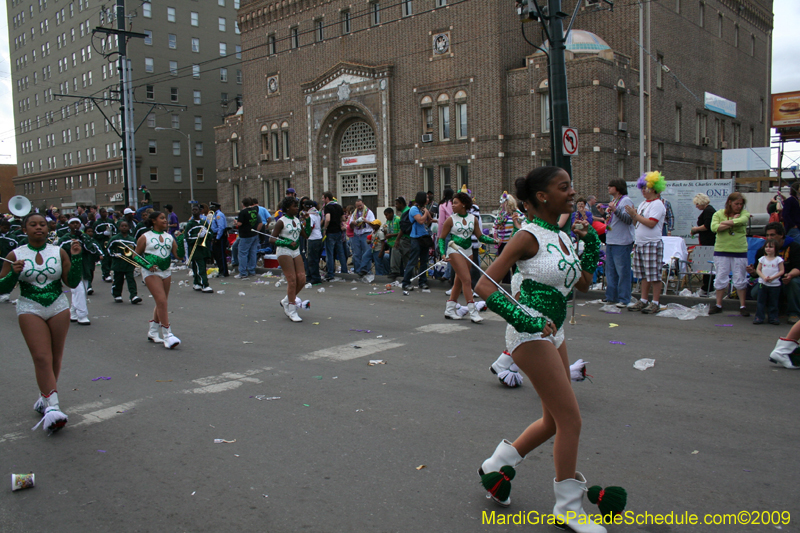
(624, 179), (734, 243)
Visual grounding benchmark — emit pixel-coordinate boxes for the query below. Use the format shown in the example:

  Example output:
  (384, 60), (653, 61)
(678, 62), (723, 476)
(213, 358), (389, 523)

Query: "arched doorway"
(336, 120), (378, 214)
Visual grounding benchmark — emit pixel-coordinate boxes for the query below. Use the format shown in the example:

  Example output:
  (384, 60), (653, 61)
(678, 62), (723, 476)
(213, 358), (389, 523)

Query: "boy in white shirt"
(625, 172), (667, 314)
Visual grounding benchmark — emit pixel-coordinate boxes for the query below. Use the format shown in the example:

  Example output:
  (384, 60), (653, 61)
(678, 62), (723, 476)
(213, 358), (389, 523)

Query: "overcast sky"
(0, 1), (795, 166)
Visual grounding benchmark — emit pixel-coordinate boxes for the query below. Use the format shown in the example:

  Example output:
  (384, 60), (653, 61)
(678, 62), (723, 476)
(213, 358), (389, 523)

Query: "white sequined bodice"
(143, 231), (173, 259)
(516, 222), (580, 296)
(451, 214), (475, 241)
(280, 217), (302, 241)
(15, 244), (62, 288)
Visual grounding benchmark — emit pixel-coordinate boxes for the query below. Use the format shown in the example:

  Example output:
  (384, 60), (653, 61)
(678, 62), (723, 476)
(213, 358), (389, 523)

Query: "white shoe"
(77, 317), (91, 325)
(769, 338), (800, 369)
(444, 300), (462, 320)
(32, 392), (68, 433)
(0, 294), (10, 303)
(280, 298), (291, 317)
(33, 395), (46, 415)
(114, 296), (123, 303)
(491, 351), (514, 375)
(131, 295), (143, 304)
(193, 284), (202, 291)
(148, 320), (163, 344)
(103, 276), (112, 282)
(478, 440), (524, 507)
(70, 309), (77, 322)
(553, 472), (607, 533)
(161, 325), (181, 349)
(201, 286), (213, 293)
(286, 303), (302, 322)
(445, 288), (452, 296)
(467, 302), (484, 323)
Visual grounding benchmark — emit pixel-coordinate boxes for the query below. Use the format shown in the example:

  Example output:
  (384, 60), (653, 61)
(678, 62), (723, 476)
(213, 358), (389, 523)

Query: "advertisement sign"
(341, 154), (376, 167)
(721, 147), (772, 172)
(704, 92), (737, 118)
(772, 91), (800, 128)
(625, 179), (734, 243)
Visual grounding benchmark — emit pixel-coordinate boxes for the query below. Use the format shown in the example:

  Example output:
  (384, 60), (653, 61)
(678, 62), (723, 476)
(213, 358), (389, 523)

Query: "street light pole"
(155, 127), (193, 204)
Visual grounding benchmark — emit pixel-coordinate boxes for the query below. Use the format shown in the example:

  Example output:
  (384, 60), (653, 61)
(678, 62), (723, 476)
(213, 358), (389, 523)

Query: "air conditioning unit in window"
(701, 136), (711, 146)
(618, 121), (627, 131)
(585, 0), (601, 5)
(421, 134), (433, 143)
(720, 141), (728, 149)
(259, 154), (269, 162)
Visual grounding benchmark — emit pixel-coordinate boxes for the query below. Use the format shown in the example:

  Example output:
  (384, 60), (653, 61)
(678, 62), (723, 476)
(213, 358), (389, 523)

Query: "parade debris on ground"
(656, 303), (709, 320)
(633, 358), (656, 371)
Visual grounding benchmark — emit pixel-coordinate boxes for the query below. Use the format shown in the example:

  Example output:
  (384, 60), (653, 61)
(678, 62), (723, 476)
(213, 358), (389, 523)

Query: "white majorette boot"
(33, 395), (46, 415)
(286, 304), (302, 322)
(161, 325), (181, 349)
(467, 301), (484, 323)
(553, 472), (607, 533)
(769, 338), (800, 369)
(444, 300), (462, 320)
(32, 391), (68, 433)
(295, 297), (310, 309)
(148, 320), (163, 344)
(478, 440), (524, 507)
(491, 351), (514, 376)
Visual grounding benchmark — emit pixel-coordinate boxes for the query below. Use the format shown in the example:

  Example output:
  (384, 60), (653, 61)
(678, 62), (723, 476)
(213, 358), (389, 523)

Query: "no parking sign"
(562, 127), (578, 156)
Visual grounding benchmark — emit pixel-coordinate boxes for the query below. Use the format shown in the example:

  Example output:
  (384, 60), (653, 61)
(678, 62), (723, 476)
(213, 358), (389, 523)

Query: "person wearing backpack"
(389, 197), (412, 280)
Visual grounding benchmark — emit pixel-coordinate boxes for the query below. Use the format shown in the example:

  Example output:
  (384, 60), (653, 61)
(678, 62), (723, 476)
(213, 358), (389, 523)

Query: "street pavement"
(0, 269), (798, 532)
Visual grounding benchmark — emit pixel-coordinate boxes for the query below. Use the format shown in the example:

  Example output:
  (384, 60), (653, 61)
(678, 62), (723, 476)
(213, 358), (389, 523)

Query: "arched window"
(260, 124), (269, 157)
(437, 93), (450, 140)
(420, 96), (433, 136)
(231, 133), (239, 168)
(281, 121), (290, 159)
(454, 91), (467, 139)
(339, 121), (376, 154)
(270, 123), (280, 160)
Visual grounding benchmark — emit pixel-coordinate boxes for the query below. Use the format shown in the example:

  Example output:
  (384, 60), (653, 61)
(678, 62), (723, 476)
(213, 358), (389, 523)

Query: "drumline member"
(272, 196), (311, 322)
(184, 205), (214, 293)
(107, 220), (142, 304)
(0, 213), (84, 433)
(474, 167), (608, 532)
(133, 211), (183, 349)
(439, 191), (497, 323)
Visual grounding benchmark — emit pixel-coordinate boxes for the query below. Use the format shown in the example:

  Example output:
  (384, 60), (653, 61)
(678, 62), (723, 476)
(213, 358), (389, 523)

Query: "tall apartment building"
(215, 0), (772, 216)
(8, 0), (243, 219)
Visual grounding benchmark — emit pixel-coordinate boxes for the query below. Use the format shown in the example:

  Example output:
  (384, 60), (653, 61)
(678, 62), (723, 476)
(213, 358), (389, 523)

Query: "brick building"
(8, 0), (243, 219)
(215, 0), (773, 217)
(0, 164), (19, 213)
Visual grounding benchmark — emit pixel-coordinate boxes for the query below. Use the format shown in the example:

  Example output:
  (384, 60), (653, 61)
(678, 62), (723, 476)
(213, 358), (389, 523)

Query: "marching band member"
(184, 205), (213, 293)
(57, 218), (103, 325)
(0, 213), (84, 433)
(107, 220), (142, 304)
(272, 196), (311, 322)
(133, 211), (182, 348)
(0, 219), (18, 302)
(91, 207), (117, 282)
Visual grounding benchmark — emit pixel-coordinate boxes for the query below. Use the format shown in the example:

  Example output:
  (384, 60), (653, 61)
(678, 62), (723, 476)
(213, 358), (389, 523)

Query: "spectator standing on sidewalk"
(709, 192), (750, 316)
(235, 198), (261, 279)
(604, 179), (636, 308)
(348, 199), (376, 276)
(322, 192), (348, 280)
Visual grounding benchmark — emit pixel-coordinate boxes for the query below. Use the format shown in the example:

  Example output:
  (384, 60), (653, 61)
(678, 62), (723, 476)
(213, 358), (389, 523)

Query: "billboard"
(772, 91), (800, 128)
(625, 179), (734, 243)
(704, 92), (737, 118)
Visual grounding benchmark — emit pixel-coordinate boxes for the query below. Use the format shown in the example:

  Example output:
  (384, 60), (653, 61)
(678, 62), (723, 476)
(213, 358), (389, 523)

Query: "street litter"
(317, 288), (326, 293)
(609, 323), (619, 328)
(421, 289), (431, 293)
(715, 324), (733, 327)
(609, 341), (626, 345)
(656, 303), (709, 320)
(11, 473), (35, 491)
(351, 287), (358, 290)
(355, 409), (364, 412)
(312, 322), (320, 325)
(216, 290), (225, 295)
(304, 283), (312, 289)
(350, 329), (372, 333)
(368, 360), (386, 365)
(368, 290), (394, 295)
(238, 292), (246, 296)
(91, 376), (111, 381)
(362, 274), (375, 283)
(633, 358), (656, 371)
(243, 341), (253, 344)
(213, 439), (236, 444)
(691, 450), (699, 455)
(599, 304), (621, 314)
(584, 299), (604, 305)
(416, 465), (426, 470)
(253, 396), (280, 401)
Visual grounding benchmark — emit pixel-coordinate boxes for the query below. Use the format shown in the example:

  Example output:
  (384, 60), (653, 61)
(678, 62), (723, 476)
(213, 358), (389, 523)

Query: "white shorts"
(713, 255), (748, 291)
(504, 301), (565, 353)
(276, 247), (301, 259)
(142, 268), (172, 280)
(446, 245), (470, 258)
(17, 293), (70, 321)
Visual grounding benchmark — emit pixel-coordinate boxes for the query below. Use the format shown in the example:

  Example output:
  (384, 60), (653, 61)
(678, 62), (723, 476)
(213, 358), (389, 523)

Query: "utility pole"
(546, 0), (571, 177)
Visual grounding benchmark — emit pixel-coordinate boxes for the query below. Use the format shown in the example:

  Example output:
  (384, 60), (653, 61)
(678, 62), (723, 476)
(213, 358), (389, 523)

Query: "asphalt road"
(1, 270), (798, 533)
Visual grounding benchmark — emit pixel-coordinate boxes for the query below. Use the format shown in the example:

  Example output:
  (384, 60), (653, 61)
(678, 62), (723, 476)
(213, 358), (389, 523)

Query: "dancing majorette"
(0, 213), (84, 433)
(474, 167), (624, 532)
(271, 196), (311, 322)
(132, 211), (183, 348)
(439, 191), (497, 323)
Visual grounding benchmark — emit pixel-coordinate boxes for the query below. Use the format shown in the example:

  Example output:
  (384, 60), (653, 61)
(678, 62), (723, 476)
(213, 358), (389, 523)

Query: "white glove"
(104, 229), (112, 236)
(199, 228), (207, 238)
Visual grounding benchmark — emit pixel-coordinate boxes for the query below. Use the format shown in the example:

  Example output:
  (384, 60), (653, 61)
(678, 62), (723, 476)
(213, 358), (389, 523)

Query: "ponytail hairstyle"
(145, 210), (163, 229)
(515, 166), (565, 209)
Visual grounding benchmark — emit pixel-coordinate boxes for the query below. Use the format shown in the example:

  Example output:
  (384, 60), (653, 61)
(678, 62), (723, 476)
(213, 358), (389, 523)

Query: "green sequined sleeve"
(131, 254), (154, 270)
(479, 234), (495, 245)
(438, 238), (446, 257)
(486, 291), (548, 334)
(66, 253), (83, 288)
(578, 227), (601, 274)
(0, 269), (19, 294)
(275, 238), (298, 250)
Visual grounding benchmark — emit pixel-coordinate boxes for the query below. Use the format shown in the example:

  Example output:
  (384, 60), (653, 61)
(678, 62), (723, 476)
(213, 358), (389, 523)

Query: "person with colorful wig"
(625, 171), (667, 314)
